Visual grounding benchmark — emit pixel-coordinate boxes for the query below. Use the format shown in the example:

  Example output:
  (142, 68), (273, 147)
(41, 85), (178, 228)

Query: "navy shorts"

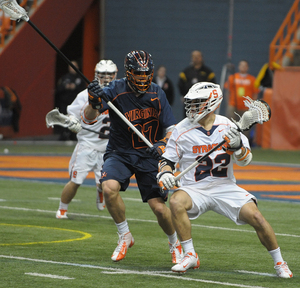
(100, 152), (164, 202)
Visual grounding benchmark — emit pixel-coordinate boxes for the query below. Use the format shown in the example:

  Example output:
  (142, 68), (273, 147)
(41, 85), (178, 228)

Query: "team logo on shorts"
(101, 172), (107, 179)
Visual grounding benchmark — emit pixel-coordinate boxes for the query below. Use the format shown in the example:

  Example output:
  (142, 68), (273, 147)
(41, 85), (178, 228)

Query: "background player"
(157, 82), (293, 278)
(84, 50), (183, 263)
(56, 60), (118, 219)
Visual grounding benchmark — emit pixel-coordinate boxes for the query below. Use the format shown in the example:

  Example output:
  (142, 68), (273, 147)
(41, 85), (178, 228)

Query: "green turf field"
(0, 143), (299, 287)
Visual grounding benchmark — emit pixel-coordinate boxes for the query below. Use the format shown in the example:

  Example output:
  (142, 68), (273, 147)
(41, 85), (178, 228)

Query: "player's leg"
(169, 189), (200, 273)
(94, 152), (105, 210)
(56, 143), (92, 219)
(100, 155), (134, 262)
(147, 196), (184, 264)
(56, 181), (80, 219)
(239, 201), (293, 278)
(135, 168), (183, 264)
(96, 183), (105, 211)
(102, 179), (124, 223)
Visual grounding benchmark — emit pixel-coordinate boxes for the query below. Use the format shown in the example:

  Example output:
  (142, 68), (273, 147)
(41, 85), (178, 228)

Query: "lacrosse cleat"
(96, 190), (105, 211)
(274, 261), (293, 278)
(171, 252), (200, 273)
(169, 240), (184, 263)
(111, 232), (135, 262)
(56, 209), (68, 219)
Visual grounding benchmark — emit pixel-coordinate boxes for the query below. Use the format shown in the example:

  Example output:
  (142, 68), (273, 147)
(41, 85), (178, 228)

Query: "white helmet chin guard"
(184, 82), (223, 124)
(95, 60), (118, 87)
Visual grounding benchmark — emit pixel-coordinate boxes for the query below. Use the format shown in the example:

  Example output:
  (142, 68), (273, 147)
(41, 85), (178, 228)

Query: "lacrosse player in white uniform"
(157, 82), (293, 278)
(56, 60), (118, 219)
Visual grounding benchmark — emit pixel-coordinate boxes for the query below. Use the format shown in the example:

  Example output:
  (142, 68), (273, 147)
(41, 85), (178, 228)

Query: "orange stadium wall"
(270, 68), (300, 150)
(0, 0), (94, 138)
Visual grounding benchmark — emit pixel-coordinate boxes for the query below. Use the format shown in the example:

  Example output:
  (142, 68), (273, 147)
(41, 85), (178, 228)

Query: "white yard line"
(48, 197), (81, 202)
(1, 255), (267, 288)
(235, 270), (276, 277)
(0, 205), (299, 238)
(24, 272), (75, 280)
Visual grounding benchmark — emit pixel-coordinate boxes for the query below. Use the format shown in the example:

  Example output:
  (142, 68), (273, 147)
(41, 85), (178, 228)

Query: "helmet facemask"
(184, 82), (223, 124)
(124, 50), (154, 94)
(94, 60), (118, 88)
(126, 69), (153, 94)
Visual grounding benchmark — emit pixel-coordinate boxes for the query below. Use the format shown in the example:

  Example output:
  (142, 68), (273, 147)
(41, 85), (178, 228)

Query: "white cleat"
(171, 252), (200, 273)
(96, 190), (105, 211)
(169, 240), (184, 264)
(111, 232), (135, 262)
(56, 209), (68, 219)
(274, 261), (293, 278)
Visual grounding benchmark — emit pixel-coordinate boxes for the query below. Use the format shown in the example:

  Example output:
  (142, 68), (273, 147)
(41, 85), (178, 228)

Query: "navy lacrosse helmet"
(124, 50), (154, 94)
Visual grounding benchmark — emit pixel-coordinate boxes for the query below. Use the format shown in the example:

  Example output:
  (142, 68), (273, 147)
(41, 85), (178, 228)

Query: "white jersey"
(67, 89), (110, 152)
(163, 115), (250, 189)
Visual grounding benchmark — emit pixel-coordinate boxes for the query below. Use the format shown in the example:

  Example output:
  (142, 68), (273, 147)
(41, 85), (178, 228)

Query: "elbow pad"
(233, 147), (252, 166)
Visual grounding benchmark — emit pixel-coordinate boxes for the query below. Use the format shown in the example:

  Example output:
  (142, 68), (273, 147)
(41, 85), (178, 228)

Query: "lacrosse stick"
(45, 108), (109, 138)
(0, 0), (154, 148)
(0, 0), (90, 83)
(174, 97), (271, 181)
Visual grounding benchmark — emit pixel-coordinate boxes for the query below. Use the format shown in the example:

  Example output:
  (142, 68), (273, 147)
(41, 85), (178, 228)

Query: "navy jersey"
(101, 78), (176, 157)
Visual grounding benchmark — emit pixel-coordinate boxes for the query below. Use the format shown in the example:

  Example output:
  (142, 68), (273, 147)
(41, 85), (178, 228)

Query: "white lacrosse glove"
(68, 115), (82, 133)
(156, 171), (180, 190)
(222, 127), (243, 155)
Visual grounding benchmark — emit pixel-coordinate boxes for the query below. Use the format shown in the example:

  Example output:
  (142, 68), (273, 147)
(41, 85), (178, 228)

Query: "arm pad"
(233, 147), (252, 166)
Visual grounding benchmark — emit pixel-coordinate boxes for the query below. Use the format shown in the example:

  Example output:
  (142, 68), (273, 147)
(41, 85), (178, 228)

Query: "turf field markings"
(0, 223), (91, 246)
(0, 199), (6, 202)
(48, 197), (81, 202)
(235, 270), (276, 277)
(1, 255), (267, 288)
(122, 197), (142, 202)
(24, 272), (75, 280)
(0, 205), (299, 238)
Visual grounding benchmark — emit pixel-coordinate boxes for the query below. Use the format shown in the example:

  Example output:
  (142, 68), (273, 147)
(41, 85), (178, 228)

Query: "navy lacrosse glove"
(146, 138), (167, 161)
(88, 80), (104, 109)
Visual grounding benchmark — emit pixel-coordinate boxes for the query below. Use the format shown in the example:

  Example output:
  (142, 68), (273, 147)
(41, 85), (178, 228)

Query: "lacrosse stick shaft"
(81, 127), (108, 138)
(27, 20), (90, 84)
(174, 140), (225, 181)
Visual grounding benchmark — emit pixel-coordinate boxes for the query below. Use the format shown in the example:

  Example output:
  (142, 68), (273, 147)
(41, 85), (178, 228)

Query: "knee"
(152, 203), (167, 218)
(102, 182), (118, 201)
(249, 211), (267, 229)
(169, 193), (185, 214)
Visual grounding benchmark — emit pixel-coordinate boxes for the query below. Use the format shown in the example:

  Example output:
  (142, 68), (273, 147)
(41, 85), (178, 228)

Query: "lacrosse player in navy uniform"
(157, 82), (293, 278)
(83, 50), (183, 263)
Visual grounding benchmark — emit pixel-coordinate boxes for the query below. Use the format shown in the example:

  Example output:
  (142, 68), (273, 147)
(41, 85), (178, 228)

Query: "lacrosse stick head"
(0, 0), (29, 21)
(232, 96), (271, 131)
(46, 108), (71, 128)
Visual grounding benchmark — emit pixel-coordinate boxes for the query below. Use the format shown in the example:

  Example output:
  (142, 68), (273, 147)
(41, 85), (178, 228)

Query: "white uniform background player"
(56, 60), (118, 219)
(157, 82), (293, 278)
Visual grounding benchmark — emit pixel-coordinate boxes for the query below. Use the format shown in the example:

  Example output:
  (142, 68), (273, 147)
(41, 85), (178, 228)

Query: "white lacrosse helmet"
(184, 82), (223, 124)
(95, 60), (118, 87)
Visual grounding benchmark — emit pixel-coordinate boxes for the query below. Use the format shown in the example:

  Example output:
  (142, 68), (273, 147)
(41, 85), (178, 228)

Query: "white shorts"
(69, 143), (104, 185)
(175, 182), (257, 225)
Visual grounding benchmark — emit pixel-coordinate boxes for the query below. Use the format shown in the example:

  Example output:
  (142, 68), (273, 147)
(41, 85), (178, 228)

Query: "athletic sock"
(116, 220), (130, 235)
(59, 201), (68, 210)
(181, 238), (196, 255)
(268, 247), (284, 265)
(167, 232), (178, 245)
